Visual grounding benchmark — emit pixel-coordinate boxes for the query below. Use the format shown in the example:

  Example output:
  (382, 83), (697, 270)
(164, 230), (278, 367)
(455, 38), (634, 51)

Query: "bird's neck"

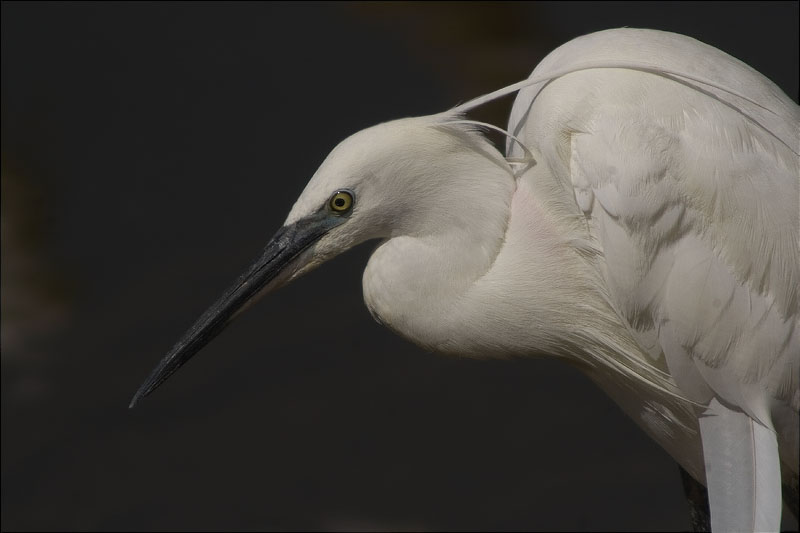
(361, 149), (516, 351)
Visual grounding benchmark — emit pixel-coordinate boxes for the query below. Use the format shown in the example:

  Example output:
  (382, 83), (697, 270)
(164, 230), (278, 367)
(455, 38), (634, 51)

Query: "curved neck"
(362, 146), (516, 349)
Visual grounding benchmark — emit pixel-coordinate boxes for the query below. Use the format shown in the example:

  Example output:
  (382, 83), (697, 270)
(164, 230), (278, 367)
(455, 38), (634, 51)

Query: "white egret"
(131, 28), (799, 532)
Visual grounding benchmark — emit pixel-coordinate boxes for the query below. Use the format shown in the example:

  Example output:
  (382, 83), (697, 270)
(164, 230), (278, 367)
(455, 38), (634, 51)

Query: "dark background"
(2, 2), (798, 531)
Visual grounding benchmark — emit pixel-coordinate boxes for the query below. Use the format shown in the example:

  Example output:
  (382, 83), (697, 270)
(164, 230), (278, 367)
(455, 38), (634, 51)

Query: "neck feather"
(362, 137), (516, 349)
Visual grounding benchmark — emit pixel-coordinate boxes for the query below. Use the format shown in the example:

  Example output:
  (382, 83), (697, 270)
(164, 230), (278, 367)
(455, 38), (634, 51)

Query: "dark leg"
(679, 465), (711, 532)
(783, 478), (799, 524)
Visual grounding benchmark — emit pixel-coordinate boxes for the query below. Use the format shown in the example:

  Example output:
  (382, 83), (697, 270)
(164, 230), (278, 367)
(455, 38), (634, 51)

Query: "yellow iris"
(329, 190), (353, 213)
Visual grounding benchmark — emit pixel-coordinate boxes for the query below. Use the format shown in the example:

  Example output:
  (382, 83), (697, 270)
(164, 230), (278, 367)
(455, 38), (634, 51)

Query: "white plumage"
(133, 28), (799, 531)
(498, 29), (798, 531)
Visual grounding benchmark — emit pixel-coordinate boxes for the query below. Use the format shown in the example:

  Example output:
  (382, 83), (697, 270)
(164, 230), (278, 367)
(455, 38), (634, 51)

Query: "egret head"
(129, 112), (510, 407)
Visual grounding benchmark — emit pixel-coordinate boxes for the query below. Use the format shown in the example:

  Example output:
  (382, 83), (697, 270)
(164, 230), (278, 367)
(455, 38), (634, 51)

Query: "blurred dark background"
(2, 2), (797, 531)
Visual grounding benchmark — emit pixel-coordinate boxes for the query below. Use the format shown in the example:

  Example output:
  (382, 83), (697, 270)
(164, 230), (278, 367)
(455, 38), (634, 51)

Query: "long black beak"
(129, 210), (343, 408)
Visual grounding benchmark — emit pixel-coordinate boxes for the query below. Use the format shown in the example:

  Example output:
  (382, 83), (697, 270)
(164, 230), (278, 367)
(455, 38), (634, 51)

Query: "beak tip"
(128, 392), (142, 409)
(128, 382), (152, 409)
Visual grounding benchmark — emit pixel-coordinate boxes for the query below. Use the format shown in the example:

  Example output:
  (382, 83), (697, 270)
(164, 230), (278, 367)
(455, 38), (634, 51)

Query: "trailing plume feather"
(453, 29), (799, 157)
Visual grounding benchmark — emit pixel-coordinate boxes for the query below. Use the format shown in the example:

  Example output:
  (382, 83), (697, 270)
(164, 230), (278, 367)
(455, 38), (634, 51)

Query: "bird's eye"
(329, 190), (354, 213)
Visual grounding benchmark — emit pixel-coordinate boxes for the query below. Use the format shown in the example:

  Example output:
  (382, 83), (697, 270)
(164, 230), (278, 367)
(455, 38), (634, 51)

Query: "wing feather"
(700, 398), (782, 532)
(501, 28), (799, 530)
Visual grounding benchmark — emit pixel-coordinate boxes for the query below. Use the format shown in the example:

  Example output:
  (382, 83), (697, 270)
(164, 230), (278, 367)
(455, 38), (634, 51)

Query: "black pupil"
(334, 197), (346, 208)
